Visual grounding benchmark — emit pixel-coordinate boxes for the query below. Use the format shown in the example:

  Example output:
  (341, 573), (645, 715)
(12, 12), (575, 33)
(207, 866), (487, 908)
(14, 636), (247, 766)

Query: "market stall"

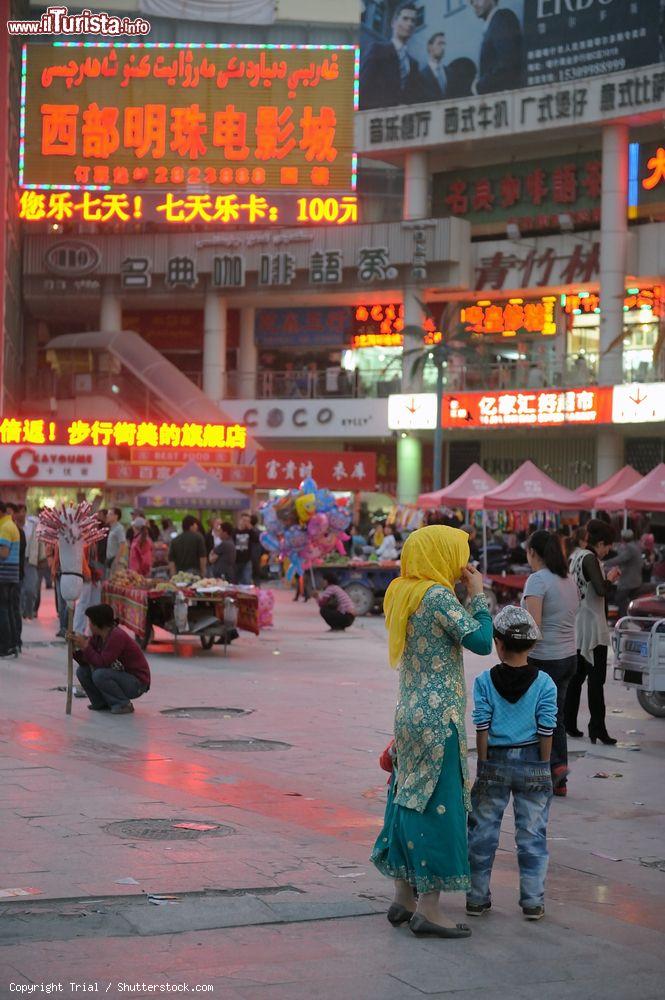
(596, 463), (665, 513)
(136, 460), (250, 512)
(102, 572), (261, 653)
(577, 465), (643, 510)
(417, 463), (498, 510)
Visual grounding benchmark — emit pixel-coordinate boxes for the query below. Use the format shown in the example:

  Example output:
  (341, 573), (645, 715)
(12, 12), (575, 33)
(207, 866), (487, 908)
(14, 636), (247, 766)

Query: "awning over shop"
(137, 461), (250, 510)
(417, 464), (498, 509)
(596, 463), (665, 512)
(577, 466), (643, 506)
(469, 460), (584, 511)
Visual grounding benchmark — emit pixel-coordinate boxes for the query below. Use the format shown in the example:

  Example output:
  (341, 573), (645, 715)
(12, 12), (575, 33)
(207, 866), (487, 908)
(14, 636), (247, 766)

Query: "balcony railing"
(221, 356), (664, 399)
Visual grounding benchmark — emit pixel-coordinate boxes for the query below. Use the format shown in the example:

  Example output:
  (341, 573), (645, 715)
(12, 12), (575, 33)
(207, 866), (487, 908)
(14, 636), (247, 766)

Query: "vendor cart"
(102, 581), (259, 654)
(613, 595), (665, 717)
(311, 562), (400, 616)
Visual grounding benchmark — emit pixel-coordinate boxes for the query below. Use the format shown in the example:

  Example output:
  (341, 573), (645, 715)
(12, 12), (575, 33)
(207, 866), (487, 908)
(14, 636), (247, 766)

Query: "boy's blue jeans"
(467, 744), (553, 909)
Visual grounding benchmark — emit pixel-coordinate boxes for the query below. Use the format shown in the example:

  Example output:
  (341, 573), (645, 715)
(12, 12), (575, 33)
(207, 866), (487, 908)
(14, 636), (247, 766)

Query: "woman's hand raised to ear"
(461, 563), (484, 597)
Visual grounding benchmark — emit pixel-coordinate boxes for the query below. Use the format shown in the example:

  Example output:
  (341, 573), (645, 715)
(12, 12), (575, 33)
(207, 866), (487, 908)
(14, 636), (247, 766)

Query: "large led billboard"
(359, 0), (663, 110)
(21, 42), (357, 193)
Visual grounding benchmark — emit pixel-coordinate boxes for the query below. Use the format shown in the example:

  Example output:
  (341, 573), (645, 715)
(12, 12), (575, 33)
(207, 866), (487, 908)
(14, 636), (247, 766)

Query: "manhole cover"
(196, 738), (291, 752)
(104, 819), (235, 841)
(161, 707), (252, 719)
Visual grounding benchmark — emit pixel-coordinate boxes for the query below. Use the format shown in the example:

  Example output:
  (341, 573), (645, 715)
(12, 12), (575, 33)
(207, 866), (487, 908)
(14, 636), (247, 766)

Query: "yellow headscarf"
(384, 525), (470, 668)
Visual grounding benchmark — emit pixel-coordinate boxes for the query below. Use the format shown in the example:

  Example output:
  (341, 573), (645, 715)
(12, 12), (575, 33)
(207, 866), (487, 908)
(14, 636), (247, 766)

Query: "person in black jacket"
(419, 32), (475, 101)
(469, 0), (523, 95)
(360, 2), (423, 109)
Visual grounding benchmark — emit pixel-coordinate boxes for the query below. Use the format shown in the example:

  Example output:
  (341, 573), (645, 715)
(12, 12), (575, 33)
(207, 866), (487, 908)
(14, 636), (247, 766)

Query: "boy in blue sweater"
(467, 606), (557, 921)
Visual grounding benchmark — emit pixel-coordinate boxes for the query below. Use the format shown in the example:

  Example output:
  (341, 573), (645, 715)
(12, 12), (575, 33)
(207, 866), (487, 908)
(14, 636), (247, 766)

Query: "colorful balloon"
(295, 493), (316, 524)
(307, 513), (329, 539)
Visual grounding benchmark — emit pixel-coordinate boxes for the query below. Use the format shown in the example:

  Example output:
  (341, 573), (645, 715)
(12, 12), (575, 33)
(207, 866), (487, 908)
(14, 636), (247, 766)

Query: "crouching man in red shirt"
(68, 603), (151, 715)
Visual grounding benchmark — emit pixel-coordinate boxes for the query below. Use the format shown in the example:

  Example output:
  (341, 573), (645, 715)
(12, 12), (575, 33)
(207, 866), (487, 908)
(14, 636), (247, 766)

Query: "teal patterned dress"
(371, 589), (492, 893)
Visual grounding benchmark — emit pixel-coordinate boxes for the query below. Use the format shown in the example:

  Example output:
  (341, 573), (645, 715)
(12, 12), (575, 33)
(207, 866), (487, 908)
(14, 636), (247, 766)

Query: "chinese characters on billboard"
(442, 386), (613, 428)
(359, 0), (661, 111)
(0, 417), (248, 450)
(256, 450), (377, 491)
(19, 43), (357, 227)
(433, 152), (601, 234)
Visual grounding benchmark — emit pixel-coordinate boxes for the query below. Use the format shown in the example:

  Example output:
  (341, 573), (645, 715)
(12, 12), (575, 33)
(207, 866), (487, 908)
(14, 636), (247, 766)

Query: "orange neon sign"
(563, 286), (662, 317)
(0, 418), (247, 450)
(21, 44), (356, 192)
(352, 304), (442, 349)
(461, 296), (557, 336)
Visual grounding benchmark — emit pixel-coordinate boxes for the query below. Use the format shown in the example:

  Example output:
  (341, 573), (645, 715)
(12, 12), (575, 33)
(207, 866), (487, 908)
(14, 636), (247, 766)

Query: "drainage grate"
(104, 818), (235, 841)
(161, 707), (252, 719)
(196, 738), (291, 752)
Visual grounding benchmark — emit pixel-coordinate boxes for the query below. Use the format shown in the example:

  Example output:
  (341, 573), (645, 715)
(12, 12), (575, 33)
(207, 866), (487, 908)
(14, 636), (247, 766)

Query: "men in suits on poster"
(469, 0), (523, 94)
(419, 30), (474, 101)
(360, 2), (423, 109)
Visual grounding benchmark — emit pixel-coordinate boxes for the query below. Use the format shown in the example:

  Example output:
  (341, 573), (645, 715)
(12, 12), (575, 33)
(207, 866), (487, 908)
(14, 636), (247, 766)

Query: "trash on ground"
(625, 730), (643, 735)
(147, 894), (180, 905)
(591, 852), (623, 861)
(114, 877), (139, 885)
(591, 771), (623, 779)
(633, 801), (645, 806)
(610, 709), (624, 714)
(639, 858), (665, 872)
(616, 743), (641, 751)
(0, 887), (42, 898)
(284, 792), (302, 796)
(171, 822), (218, 832)
(333, 872), (366, 878)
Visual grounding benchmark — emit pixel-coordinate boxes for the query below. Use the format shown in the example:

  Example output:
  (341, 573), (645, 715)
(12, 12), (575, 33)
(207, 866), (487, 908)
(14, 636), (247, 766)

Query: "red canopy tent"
(417, 463), (498, 510)
(469, 460), (584, 511)
(577, 465), (642, 506)
(595, 463), (665, 512)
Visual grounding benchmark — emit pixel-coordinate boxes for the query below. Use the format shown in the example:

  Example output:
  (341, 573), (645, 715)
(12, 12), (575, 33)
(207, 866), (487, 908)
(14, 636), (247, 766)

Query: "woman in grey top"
(522, 530), (580, 796)
(565, 520), (620, 746)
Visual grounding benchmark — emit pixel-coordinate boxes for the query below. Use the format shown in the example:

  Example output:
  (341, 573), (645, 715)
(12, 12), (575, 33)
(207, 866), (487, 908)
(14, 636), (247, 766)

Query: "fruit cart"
(102, 572), (260, 654)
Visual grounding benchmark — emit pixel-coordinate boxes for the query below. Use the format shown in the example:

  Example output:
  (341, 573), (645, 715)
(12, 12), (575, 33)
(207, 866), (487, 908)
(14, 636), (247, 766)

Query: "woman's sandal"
(387, 903), (415, 926)
(409, 913), (472, 938)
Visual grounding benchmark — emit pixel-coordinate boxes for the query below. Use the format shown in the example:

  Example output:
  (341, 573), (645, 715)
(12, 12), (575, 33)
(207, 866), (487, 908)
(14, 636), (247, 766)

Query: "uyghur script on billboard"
(20, 43), (357, 191)
(359, 0), (663, 111)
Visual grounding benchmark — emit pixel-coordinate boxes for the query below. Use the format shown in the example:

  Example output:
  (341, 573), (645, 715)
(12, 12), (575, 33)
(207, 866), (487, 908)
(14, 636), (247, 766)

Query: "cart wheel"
(482, 587), (498, 615)
(139, 625), (154, 650)
(637, 690), (665, 717)
(200, 635), (215, 650)
(344, 583), (374, 617)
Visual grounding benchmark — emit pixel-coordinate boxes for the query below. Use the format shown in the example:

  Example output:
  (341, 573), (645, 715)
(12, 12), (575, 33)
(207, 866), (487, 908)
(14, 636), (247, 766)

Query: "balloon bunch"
(260, 477), (352, 579)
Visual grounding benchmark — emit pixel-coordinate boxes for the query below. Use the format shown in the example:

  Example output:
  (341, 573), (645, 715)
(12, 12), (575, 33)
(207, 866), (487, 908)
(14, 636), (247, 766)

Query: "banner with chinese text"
(442, 387), (613, 430)
(433, 152), (601, 235)
(256, 450), (376, 491)
(21, 43), (356, 192)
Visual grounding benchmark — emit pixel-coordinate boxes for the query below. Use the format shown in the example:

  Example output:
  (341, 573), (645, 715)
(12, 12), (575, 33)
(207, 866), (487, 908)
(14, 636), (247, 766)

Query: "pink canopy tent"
(417, 463), (498, 510)
(469, 460), (584, 511)
(573, 483), (591, 496)
(577, 465), (642, 506)
(596, 463), (665, 512)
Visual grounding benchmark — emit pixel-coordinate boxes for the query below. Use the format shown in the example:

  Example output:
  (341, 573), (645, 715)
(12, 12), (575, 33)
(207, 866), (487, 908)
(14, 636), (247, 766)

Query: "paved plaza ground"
(1, 588), (664, 999)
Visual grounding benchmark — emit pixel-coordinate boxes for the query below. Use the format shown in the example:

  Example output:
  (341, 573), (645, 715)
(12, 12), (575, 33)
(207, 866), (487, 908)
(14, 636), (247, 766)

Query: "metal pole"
(66, 606), (74, 716)
(623, 508), (628, 530)
(482, 510), (488, 575)
(433, 361), (444, 492)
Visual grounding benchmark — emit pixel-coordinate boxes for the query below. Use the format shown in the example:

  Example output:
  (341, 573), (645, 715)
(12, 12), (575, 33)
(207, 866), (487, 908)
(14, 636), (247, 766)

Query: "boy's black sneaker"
(522, 905), (545, 921)
(466, 901), (491, 917)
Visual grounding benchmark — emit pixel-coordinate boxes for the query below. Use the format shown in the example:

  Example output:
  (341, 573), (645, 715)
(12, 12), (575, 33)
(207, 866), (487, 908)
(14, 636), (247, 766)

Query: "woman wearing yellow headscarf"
(371, 525), (493, 938)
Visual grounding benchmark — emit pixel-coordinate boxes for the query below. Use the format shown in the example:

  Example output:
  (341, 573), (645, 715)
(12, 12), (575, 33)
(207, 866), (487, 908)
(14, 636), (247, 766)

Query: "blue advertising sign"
(359, 0), (664, 110)
(255, 307), (352, 347)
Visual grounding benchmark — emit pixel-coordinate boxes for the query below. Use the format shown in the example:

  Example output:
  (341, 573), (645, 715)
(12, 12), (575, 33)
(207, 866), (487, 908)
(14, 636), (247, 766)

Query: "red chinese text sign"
(257, 450), (376, 491)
